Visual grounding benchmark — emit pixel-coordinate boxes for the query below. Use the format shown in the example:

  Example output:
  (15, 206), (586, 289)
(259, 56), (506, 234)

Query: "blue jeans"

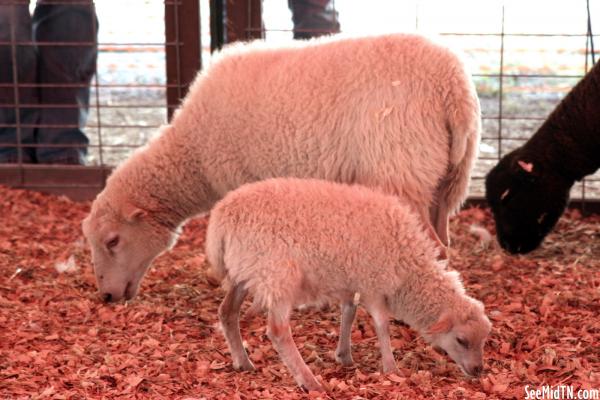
(0, 1), (97, 164)
(288, 0), (340, 40)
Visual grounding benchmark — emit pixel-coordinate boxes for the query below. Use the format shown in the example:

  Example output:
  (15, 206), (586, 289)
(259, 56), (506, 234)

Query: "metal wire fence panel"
(0, 0), (201, 199)
(253, 0), (600, 206)
(0, 0), (598, 210)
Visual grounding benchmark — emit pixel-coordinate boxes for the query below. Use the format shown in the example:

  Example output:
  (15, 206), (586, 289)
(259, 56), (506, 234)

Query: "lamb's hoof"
(335, 350), (354, 367)
(204, 266), (222, 286)
(234, 360), (256, 372)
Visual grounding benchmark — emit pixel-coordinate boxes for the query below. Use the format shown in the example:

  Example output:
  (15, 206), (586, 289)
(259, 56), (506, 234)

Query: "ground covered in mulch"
(0, 186), (598, 399)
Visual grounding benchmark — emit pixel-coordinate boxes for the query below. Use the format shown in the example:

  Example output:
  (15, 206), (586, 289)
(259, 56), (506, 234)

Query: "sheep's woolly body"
(102, 33), (480, 239)
(485, 60), (600, 254)
(207, 178), (471, 333)
(519, 61), (600, 180)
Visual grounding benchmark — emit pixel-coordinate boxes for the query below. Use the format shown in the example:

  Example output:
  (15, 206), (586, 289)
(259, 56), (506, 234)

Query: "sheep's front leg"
(335, 300), (357, 367)
(219, 283), (255, 371)
(421, 207), (448, 260)
(429, 200), (450, 249)
(267, 307), (323, 392)
(365, 299), (398, 374)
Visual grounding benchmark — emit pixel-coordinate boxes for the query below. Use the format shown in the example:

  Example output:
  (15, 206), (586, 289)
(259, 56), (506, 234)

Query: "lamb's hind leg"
(267, 306), (323, 392)
(335, 299), (357, 367)
(219, 283), (255, 371)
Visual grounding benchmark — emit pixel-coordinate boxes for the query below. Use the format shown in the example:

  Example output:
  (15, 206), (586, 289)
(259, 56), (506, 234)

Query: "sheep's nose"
(102, 293), (113, 303)
(471, 365), (483, 376)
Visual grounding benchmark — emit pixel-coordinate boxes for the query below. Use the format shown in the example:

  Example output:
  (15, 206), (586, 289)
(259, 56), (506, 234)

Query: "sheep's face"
(485, 151), (570, 254)
(82, 197), (177, 302)
(426, 301), (492, 377)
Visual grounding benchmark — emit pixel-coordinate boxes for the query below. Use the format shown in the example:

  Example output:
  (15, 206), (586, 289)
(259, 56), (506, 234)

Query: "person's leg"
(288, 0), (340, 40)
(0, 2), (37, 163)
(33, 0), (97, 164)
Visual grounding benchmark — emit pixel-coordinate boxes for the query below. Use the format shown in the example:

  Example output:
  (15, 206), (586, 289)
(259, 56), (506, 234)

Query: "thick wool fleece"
(100, 33), (480, 241)
(206, 178), (476, 332)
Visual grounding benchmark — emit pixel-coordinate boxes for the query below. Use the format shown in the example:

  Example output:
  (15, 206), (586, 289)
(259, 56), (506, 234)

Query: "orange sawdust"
(0, 185), (598, 399)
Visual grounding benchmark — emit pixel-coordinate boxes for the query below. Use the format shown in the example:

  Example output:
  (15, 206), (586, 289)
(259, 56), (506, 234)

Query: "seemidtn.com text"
(525, 385), (600, 400)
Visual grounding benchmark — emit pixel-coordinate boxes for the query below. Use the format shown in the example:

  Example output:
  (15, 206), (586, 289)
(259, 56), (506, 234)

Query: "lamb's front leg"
(365, 298), (398, 374)
(267, 307), (323, 392)
(219, 283), (255, 371)
(335, 299), (357, 367)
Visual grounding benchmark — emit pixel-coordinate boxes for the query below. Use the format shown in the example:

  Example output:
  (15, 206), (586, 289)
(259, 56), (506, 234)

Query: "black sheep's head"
(485, 150), (570, 254)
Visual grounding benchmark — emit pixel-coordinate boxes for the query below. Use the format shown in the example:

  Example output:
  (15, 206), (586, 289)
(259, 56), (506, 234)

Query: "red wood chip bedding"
(0, 185), (598, 399)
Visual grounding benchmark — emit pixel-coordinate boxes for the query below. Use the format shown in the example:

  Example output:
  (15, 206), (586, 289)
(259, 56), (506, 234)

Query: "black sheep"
(485, 62), (600, 254)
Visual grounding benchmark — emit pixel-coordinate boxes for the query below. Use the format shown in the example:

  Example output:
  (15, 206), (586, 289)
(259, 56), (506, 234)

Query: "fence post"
(210, 0), (263, 52)
(165, 0), (202, 121)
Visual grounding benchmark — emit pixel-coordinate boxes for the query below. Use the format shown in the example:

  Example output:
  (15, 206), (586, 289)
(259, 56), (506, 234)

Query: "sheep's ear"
(517, 160), (534, 173)
(427, 313), (453, 335)
(127, 208), (146, 222)
(514, 159), (537, 183)
(122, 203), (147, 222)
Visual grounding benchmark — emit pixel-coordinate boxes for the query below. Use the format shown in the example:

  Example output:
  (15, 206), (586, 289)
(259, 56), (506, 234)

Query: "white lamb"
(82, 33), (481, 302)
(207, 178), (491, 392)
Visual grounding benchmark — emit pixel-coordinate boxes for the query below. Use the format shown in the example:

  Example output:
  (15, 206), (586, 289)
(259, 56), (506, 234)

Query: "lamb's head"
(485, 149), (570, 254)
(82, 194), (177, 302)
(425, 298), (491, 377)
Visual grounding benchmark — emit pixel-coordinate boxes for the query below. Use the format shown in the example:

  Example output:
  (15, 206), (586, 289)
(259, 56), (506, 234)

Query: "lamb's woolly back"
(207, 178), (455, 315)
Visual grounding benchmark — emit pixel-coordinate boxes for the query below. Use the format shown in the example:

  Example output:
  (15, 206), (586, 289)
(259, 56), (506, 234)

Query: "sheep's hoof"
(335, 350), (354, 367)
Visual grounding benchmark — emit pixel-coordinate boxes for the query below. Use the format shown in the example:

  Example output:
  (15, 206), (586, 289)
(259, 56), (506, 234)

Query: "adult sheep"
(82, 33), (481, 302)
(485, 61), (600, 254)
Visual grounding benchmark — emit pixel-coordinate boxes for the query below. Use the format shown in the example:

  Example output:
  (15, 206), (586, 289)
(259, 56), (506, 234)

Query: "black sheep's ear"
(514, 159), (538, 183)
(517, 160), (534, 173)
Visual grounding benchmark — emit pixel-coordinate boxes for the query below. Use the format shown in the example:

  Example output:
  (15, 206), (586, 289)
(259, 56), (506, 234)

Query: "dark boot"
(0, 3), (38, 163)
(33, 1), (98, 164)
(288, 0), (340, 40)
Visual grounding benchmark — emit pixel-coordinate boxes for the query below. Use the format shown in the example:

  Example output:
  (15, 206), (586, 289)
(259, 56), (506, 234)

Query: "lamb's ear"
(427, 313), (453, 335)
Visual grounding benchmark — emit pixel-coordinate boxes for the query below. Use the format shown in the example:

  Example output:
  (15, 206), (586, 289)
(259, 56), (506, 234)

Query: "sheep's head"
(425, 299), (491, 377)
(485, 150), (571, 254)
(82, 194), (177, 302)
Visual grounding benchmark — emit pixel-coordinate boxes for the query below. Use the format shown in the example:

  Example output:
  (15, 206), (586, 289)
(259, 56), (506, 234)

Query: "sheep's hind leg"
(219, 283), (255, 371)
(365, 298), (398, 374)
(335, 300), (357, 367)
(267, 306), (323, 392)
